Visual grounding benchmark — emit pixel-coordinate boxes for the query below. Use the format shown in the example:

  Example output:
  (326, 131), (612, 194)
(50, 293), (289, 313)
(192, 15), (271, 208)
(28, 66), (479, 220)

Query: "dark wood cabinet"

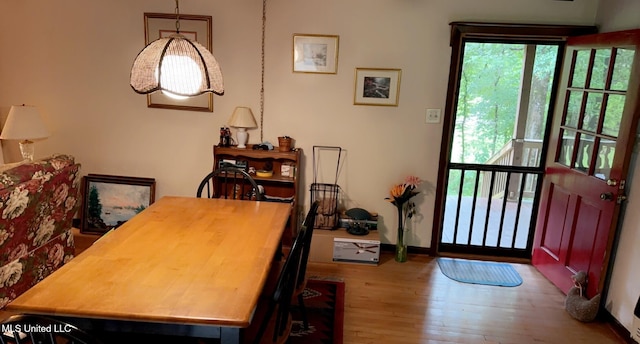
(213, 145), (302, 244)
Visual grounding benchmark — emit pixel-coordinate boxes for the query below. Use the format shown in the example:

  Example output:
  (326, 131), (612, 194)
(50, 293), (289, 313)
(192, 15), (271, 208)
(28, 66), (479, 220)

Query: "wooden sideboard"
(213, 145), (302, 245)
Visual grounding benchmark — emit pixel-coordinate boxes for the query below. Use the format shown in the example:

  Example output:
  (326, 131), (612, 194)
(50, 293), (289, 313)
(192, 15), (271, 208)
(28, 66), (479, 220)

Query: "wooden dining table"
(6, 196), (292, 344)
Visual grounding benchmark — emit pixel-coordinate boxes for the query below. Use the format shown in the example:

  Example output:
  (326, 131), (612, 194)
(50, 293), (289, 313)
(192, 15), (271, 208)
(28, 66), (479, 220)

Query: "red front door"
(533, 29), (640, 298)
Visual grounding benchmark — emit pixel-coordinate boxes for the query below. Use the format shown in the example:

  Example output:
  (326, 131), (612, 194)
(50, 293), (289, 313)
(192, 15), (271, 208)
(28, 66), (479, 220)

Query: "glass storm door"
(441, 41), (560, 258)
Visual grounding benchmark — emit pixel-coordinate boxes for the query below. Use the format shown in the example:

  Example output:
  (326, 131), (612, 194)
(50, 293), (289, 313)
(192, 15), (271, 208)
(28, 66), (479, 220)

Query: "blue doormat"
(436, 257), (523, 287)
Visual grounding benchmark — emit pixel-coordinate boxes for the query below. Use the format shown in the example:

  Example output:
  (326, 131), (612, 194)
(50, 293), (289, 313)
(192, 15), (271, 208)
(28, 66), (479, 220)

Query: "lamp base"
(18, 140), (35, 161)
(236, 128), (249, 149)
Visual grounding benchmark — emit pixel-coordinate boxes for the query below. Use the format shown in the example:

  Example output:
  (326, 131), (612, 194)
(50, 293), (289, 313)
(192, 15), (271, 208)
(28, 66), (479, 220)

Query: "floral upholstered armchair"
(0, 154), (81, 308)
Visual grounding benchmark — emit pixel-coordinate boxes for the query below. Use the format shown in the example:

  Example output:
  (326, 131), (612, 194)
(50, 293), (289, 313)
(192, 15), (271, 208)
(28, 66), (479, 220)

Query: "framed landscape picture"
(80, 174), (156, 234)
(293, 34), (339, 74)
(353, 68), (402, 106)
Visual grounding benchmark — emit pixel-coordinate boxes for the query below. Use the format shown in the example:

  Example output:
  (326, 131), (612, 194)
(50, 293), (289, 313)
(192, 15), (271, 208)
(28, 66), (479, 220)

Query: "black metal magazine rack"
(310, 146), (342, 229)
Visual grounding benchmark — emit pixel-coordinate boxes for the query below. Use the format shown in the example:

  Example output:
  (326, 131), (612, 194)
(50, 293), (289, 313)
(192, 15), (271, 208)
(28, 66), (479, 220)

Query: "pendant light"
(130, 0), (224, 97)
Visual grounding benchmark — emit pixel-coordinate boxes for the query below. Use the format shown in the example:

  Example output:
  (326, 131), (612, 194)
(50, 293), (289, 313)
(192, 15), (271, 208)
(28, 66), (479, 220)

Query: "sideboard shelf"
(213, 145), (302, 245)
(213, 147), (302, 161)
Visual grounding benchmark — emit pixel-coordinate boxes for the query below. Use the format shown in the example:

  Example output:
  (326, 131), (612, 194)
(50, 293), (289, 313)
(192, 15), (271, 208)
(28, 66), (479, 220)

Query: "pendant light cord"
(259, 0), (266, 142)
(174, 0), (181, 33)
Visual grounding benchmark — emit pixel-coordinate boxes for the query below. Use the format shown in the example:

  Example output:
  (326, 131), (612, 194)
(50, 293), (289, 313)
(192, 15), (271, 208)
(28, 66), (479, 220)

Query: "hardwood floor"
(2, 230), (626, 343)
(307, 253), (626, 344)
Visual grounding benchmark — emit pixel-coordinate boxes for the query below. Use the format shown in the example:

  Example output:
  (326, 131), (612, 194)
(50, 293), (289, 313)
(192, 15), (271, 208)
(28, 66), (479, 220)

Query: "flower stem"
(396, 204), (407, 262)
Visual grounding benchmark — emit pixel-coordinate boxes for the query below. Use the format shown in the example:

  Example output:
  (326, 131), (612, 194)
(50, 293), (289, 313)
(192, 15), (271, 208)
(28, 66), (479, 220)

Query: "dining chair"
(244, 225), (304, 344)
(0, 314), (102, 344)
(196, 164), (263, 200)
(291, 200), (320, 330)
(260, 201), (320, 332)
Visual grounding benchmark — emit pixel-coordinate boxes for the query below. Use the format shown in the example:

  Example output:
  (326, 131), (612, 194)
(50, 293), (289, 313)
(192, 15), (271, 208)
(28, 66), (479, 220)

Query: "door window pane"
(603, 94), (625, 137)
(574, 133), (595, 173)
(525, 45), (559, 143)
(611, 48), (635, 91)
(558, 129), (576, 167)
(595, 138), (616, 180)
(451, 43), (555, 168)
(589, 49), (611, 90)
(571, 50), (590, 88)
(581, 93), (602, 132)
(564, 91), (583, 128)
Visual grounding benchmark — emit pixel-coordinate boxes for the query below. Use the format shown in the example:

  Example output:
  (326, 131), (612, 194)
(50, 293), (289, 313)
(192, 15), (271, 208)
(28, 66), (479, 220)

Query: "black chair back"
(196, 165), (263, 201)
(252, 226), (304, 344)
(296, 201), (320, 290)
(0, 314), (101, 344)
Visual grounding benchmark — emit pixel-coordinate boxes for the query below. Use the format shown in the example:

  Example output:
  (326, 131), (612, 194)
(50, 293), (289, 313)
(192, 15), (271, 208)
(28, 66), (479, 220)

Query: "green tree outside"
(448, 42), (559, 196)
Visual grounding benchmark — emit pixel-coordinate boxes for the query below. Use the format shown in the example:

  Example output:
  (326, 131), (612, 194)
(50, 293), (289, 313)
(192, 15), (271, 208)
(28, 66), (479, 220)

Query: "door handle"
(600, 192), (614, 201)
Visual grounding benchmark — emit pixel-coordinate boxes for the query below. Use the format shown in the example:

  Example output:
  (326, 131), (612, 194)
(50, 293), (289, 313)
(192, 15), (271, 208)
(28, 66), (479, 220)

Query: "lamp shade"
(227, 107), (258, 128)
(0, 105), (50, 141)
(130, 33), (224, 97)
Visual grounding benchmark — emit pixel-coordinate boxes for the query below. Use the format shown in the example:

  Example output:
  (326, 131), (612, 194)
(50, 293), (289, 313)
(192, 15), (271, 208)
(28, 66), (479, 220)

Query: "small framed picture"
(353, 68), (402, 106)
(80, 174), (156, 234)
(293, 34), (339, 74)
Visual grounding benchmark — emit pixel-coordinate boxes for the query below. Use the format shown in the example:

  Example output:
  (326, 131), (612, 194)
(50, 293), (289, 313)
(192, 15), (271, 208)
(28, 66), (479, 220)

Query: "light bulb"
(155, 55), (203, 96)
(161, 90), (189, 100)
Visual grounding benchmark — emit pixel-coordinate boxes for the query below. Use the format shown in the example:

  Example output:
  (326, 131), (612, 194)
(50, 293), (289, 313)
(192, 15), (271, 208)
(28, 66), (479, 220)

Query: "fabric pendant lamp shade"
(227, 107), (257, 149)
(130, 34), (224, 97)
(0, 105), (50, 161)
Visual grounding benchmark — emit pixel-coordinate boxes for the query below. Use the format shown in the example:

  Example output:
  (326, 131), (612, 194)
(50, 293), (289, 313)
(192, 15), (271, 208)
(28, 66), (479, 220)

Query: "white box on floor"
(310, 228), (380, 265)
(333, 237), (380, 264)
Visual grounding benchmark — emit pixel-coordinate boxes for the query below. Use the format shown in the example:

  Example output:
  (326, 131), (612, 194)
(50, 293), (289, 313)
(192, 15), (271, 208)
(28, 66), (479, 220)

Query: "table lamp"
(227, 106), (257, 149)
(0, 105), (50, 161)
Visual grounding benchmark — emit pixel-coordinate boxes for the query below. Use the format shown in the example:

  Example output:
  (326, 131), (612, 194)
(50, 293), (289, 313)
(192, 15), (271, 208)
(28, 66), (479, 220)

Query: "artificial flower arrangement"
(385, 175), (421, 262)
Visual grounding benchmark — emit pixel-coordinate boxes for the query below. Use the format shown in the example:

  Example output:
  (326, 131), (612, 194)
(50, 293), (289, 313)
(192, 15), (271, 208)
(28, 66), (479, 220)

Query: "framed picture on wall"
(293, 34), (339, 74)
(143, 12), (214, 112)
(80, 174), (156, 234)
(353, 68), (402, 106)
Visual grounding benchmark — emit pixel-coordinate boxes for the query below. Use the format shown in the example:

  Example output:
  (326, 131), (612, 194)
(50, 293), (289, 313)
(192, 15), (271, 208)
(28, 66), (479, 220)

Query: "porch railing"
(482, 139), (543, 199)
(444, 163), (542, 256)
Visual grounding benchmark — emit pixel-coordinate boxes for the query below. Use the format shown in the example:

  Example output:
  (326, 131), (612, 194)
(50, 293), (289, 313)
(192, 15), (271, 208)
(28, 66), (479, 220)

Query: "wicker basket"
(310, 146), (342, 229)
(310, 183), (340, 229)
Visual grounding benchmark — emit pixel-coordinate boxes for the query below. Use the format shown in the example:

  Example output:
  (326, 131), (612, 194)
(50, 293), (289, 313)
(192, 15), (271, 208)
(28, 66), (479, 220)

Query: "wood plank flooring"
(307, 253), (626, 344)
(1, 230), (626, 343)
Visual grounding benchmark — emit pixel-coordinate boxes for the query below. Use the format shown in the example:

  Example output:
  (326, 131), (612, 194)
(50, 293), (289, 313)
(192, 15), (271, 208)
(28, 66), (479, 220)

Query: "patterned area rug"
(290, 279), (344, 344)
(437, 257), (523, 287)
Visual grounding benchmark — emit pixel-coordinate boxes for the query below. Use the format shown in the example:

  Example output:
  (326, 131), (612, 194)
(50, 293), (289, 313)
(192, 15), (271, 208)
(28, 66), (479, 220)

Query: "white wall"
(596, 0), (640, 335)
(0, 0), (265, 198)
(263, 0), (600, 247)
(0, 0), (598, 248)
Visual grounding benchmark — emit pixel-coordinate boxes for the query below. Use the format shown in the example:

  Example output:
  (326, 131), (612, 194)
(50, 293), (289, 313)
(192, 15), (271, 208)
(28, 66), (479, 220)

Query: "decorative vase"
(395, 205), (408, 262)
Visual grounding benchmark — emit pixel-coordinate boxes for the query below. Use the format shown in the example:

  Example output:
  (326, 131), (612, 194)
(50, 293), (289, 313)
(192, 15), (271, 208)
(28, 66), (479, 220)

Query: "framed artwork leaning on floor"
(80, 174), (156, 234)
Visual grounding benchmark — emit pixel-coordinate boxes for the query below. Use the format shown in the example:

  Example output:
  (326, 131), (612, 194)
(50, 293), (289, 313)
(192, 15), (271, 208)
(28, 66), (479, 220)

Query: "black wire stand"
(310, 146), (342, 229)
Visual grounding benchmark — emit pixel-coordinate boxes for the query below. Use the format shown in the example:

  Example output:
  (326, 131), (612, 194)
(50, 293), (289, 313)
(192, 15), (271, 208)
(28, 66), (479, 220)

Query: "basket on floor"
(311, 146), (342, 230)
(310, 182), (340, 229)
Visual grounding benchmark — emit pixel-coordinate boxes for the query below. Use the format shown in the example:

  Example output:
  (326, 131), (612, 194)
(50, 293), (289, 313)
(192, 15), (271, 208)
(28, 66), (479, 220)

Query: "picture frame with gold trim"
(293, 34), (339, 74)
(353, 68), (401, 106)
